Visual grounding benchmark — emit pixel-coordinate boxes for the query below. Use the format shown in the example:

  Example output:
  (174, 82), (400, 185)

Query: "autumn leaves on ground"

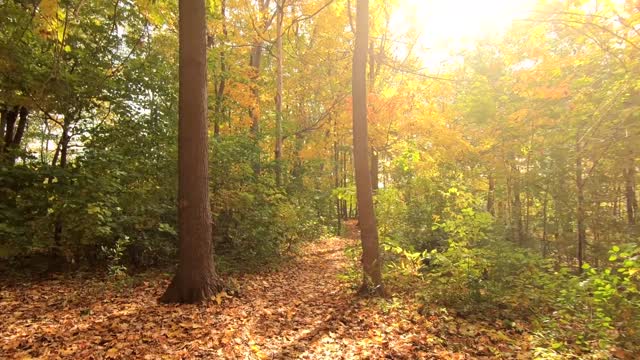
(1, 222), (529, 359)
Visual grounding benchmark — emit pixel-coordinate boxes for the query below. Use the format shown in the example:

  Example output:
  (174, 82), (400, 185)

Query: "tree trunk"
(487, 173), (495, 215)
(248, 1), (272, 176)
(342, 149), (348, 219)
(52, 115), (72, 264)
(213, 0), (227, 139)
(0, 107), (6, 147)
(5, 107), (28, 164)
(542, 191), (549, 258)
(370, 149), (378, 192)
(249, 42), (263, 176)
(160, 0), (222, 304)
(511, 162), (524, 245)
(576, 135), (586, 273)
(274, 0), (284, 187)
(334, 118), (341, 235)
(2, 106), (19, 154)
(249, 42), (262, 136)
(625, 159), (637, 225)
(13, 107), (28, 149)
(353, 0), (383, 296)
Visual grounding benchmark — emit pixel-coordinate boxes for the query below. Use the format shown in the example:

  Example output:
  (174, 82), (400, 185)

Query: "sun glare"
(390, 0), (538, 68)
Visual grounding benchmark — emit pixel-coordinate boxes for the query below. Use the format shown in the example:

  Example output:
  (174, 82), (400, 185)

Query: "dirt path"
(1, 223), (528, 359)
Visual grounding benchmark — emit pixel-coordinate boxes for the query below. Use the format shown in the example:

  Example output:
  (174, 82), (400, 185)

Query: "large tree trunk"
(353, 0), (384, 296)
(160, 0), (222, 304)
(274, 0), (284, 187)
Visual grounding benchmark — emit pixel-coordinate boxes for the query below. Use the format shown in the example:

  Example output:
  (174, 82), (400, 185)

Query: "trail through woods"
(1, 222), (532, 359)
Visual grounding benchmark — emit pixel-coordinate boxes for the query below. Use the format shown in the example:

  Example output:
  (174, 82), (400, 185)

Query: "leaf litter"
(1, 227), (532, 359)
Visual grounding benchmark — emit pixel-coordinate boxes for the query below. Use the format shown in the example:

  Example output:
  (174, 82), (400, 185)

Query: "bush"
(210, 136), (326, 272)
(389, 239), (640, 356)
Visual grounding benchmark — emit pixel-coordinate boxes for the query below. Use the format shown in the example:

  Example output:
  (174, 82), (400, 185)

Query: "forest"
(0, 0), (639, 358)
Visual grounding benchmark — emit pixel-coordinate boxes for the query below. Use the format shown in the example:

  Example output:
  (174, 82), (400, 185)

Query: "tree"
(160, 0), (223, 303)
(274, 0), (284, 187)
(353, 0), (384, 296)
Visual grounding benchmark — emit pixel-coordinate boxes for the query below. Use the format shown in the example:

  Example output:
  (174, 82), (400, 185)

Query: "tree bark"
(160, 0), (222, 304)
(353, 0), (384, 296)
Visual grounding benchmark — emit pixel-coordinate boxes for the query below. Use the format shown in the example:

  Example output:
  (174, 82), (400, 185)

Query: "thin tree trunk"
(542, 191), (549, 258)
(274, 0), (284, 187)
(248, 0), (272, 176)
(334, 118), (341, 235)
(342, 149), (348, 219)
(0, 107), (6, 146)
(249, 42), (262, 138)
(13, 107), (28, 149)
(512, 162), (524, 245)
(576, 135), (586, 273)
(5, 107), (29, 164)
(625, 159), (637, 225)
(613, 185), (620, 217)
(160, 0), (222, 303)
(2, 106), (19, 154)
(353, 0), (383, 296)
(487, 173), (495, 215)
(52, 115), (72, 260)
(370, 150), (378, 192)
(213, 0), (227, 139)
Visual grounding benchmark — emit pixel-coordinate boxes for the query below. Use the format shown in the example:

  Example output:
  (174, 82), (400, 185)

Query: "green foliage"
(388, 238), (640, 356)
(210, 136), (326, 272)
(534, 244), (640, 355)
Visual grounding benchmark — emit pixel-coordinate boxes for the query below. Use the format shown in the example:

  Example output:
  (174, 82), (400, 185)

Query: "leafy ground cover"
(1, 223), (533, 359)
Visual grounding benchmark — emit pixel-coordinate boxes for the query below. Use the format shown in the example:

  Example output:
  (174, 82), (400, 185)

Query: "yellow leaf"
(214, 290), (229, 305)
(251, 344), (269, 359)
(105, 347), (119, 359)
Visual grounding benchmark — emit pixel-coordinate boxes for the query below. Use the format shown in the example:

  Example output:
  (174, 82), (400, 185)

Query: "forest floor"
(1, 222), (533, 359)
